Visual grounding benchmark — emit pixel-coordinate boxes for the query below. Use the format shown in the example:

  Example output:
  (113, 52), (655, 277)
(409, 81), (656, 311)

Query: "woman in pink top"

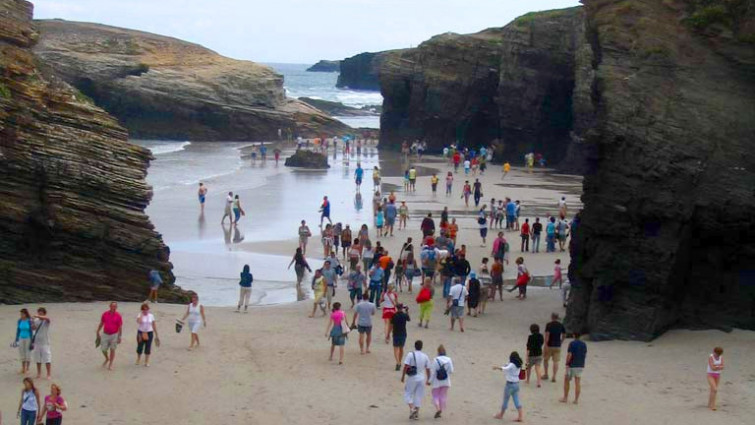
(39, 383), (67, 425)
(325, 302), (348, 365)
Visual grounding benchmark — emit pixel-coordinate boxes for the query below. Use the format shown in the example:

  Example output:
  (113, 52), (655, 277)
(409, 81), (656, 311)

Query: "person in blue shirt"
(237, 265), (253, 313)
(319, 196), (332, 226)
(546, 217), (557, 253)
(148, 269), (162, 303)
(385, 201), (398, 237)
(560, 333), (587, 404)
(354, 163), (364, 190)
(15, 309), (33, 375)
(505, 198), (517, 231)
(368, 263), (384, 305)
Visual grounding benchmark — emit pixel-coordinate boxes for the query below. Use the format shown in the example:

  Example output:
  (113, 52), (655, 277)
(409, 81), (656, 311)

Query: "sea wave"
(150, 141), (191, 155)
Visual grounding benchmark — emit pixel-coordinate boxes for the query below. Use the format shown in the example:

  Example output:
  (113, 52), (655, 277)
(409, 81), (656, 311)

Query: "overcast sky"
(35, 0), (581, 64)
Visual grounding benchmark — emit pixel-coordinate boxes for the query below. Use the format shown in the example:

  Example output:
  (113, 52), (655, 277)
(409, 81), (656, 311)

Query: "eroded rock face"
(33, 19), (350, 140)
(337, 51), (388, 90)
(377, 8), (586, 170)
(0, 0), (189, 303)
(566, 0), (755, 340)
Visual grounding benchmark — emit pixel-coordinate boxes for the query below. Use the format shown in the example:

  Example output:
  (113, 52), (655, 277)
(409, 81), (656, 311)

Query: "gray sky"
(35, 0), (581, 64)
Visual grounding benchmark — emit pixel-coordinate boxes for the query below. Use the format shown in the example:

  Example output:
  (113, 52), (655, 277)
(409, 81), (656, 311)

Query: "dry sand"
(1, 156), (752, 424)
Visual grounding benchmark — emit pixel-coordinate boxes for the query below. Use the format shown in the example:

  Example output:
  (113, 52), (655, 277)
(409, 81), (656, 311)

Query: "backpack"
(477, 216), (486, 225)
(435, 359), (448, 380)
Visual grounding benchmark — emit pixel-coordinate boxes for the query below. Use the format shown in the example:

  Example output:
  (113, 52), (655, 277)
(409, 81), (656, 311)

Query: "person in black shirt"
(531, 218), (543, 253)
(453, 254), (471, 285)
(390, 304), (411, 371)
(542, 313), (566, 382)
(466, 273), (481, 317)
(526, 323), (545, 387)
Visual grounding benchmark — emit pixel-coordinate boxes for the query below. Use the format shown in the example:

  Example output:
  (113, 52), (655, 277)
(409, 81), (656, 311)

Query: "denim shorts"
(392, 333), (407, 347)
(357, 325), (372, 334)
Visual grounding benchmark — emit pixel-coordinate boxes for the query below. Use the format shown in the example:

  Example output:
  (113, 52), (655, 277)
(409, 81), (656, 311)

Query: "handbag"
(451, 286), (464, 307)
(518, 367), (526, 380)
(406, 352), (418, 376)
(341, 317), (351, 336)
(140, 332), (150, 342)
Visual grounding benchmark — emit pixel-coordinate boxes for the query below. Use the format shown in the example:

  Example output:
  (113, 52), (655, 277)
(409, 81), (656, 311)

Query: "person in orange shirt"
(448, 219), (459, 244)
(379, 251), (394, 300)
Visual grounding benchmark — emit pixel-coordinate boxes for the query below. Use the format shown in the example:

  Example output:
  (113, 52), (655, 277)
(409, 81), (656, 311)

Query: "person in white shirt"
(401, 340), (431, 420)
(135, 303), (160, 367)
(429, 345), (455, 419)
(493, 351), (524, 422)
(221, 191), (234, 224)
(446, 279), (468, 332)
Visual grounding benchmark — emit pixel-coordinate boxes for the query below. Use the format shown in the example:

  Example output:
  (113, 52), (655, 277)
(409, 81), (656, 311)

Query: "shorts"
(101, 333), (119, 352)
(33, 344), (52, 364)
(188, 320), (202, 333)
(356, 177), (362, 185)
(382, 307), (397, 320)
(528, 355), (543, 366)
(357, 325), (372, 334)
(392, 333), (407, 348)
(566, 367), (583, 378)
(544, 347), (561, 363)
(422, 268), (435, 278)
(558, 234), (567, 241)
(198, 194), (206, 204)
(480, 228), (488, 238)
(409, 178), (416, 185)
(342, 241), (352, 249)
(386, 217), (395, 226)
(450, 306), (464, 318)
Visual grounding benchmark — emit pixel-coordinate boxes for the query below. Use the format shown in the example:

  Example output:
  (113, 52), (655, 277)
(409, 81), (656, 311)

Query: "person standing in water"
(180, 294), (207, 350)
(197, 183), (208, 212)
(96, 302), (123, 370)
(237, 265), (253, 313)
(706, 346), (725, 411)
(354, 163), (364, 191)
(221, 192), (234, 224)
(232, 195), (246, 224)
(401, 339), (431, 420)
(319, 196), (332, 226)
(298, 220), (312, 255)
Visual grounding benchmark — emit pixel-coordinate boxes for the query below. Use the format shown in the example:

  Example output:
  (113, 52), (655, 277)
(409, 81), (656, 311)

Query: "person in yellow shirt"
(502, 162), (511, 179)
(408, 166), (417, 192)
(431, 174), (439, 194)
(309, 270), (327, 318)
(373, 166), (381, 187)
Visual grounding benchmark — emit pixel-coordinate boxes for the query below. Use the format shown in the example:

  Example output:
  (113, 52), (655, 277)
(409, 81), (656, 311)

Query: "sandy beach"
(1, 148), (753, 424)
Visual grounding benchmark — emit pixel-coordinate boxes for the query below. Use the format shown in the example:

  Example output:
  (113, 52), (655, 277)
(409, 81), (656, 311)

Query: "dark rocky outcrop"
(376, 8), (586, 171)
(307, 60), (341, 72)
(0, 0), (189, 303)
(284, 150), (329, 169)
(32, 20), (351, 141)
(565, 0), (755, 341)
(298, 97), (378, 117)
(336, 51), (390, 90)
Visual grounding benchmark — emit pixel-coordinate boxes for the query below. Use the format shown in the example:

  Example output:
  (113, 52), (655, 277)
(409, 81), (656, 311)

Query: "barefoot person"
(390, 304), (411, 371)
(197, 182), (207, 212)
(401, 340), (431, 420)
(135, 303), (160, 367)
(560, 333), (587, 404)
(221, 192), (234, 224)
(352, 292), (377, 354)
(298, 220), (312, 255)
(493, 351), (524, 422)
(381, 284), (399, 343)
(415, 278), (434, 328)
(147, 269), (162, 303)
(14, 309), (33, 375)
(525, 324), (544, 388)
(96, 302), (123, 370)
(309, 269), (328, 318)
(429, 344), (454, 419)
(31, 308), (52, 380)
(325, 302), (348, 365)
(707, 346), (725, 411)
(447, 278), (468, 332)
(180, 294), (206, 350)
(39, 383), (67, 425)
(17, 377), (40, 425)
(542, 312), (566, 382)
(237, 265), (253, 312)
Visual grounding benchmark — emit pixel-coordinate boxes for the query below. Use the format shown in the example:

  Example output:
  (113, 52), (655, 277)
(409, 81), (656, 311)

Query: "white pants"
(238, 287), (252, 308)
(404, 378), (425, 407)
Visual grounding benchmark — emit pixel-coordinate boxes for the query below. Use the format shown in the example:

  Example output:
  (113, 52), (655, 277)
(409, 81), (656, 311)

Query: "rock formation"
(565, 0), (755, 340)
(0, 0), (190, 303)
(298, 97), (378, 117)
(336, 51), (389, 90)
(376, 8), (586, 171)
(307, 60), (341, 72)
(32, 19), (351, 141)
(284, 150), (329, 169)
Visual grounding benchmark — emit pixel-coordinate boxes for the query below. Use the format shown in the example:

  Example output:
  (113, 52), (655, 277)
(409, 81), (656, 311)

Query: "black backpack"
(406, 352), (418, 376)
(435, 359), (448, 380)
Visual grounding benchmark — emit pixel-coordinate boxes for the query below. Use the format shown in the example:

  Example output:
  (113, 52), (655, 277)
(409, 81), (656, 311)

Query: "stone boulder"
(0, 0), (190, 303)
(284, 150), (330, 169)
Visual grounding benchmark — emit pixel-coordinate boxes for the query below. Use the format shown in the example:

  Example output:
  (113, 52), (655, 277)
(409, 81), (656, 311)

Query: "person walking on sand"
(429, 344), (454, 419)
(368, 262), (384, 306)
(416, 278), (434, 328)
(467, 272), (481, 317)
(542, 312), (566, 382)
(310, 269), (328, 317)
(398, 201), (409, 230)
(401, 339), (431, 420)
(288, 247), (312, 288)
(493, 351), (524, 422)
(461, 181), (471, 207)
(478, 206), (489, 246)
(135, 303), (160, 367)
(550, 259), (563, 289)
(180, 294), (206, 350)
(560, 333), (587, 404)
(321, 260), (338, 311)
(526, 324), (544, 388)
(298, 220), (313, 255)
(502, 161), (511, 179)
(198, 182), (207, 212)
(352, 293), (377, 354)
(147, 269), (162, 303)
(385, 201), (398, 237)
(325, 302), (348, 365)
(558, 196), (568, 218)
(232, 194), (246, 224)
(354, 163), (364, 190)
(221, 192), (234, 224)
(14, 309), (33, 375)
(347, 264), (366, 309)
(706, 346), (725, 411)
(447, 278), (468, 332)
(319, 196), (332, 226)
(421, 213), (435, 238)
(520, 218), (531, 252)
(39, 383), (67, 425)
(31, 308), (52, 380)
(509, 257), (530, 300)
(237, 265), (253, 312)
(17, 377), (39, 425)
(391, 304), (411, 371)
(473, 179), (483, 207)
(531, 218), (542, 253)
(445, 171), (453, 196)
(96, 302), (122, 370)
(491, 257), (505, 302)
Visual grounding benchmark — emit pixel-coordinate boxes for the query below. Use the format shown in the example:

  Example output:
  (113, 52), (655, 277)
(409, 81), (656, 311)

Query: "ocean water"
(267, 62), (381, 129)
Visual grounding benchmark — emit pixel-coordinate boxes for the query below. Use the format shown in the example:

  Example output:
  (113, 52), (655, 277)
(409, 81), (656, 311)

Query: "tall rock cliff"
(377, 8), (586, 170)
(0, 0), (189, 303)
(33, 20), (350, 141)
(566, 0), (755, 340)
(336, 51), (388, 90)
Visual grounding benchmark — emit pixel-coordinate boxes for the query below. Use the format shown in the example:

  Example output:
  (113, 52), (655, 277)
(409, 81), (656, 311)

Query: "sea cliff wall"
(0, 0), (189, 303)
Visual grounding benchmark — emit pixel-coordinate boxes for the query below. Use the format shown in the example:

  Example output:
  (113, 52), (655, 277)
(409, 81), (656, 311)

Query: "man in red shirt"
(521, 218), (531, 252)
(96, 302), (123, 370)
(453, 151), (461, 173)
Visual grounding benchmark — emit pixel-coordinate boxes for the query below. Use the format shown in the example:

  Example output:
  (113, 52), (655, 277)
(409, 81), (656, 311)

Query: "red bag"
(518, 368), (526, 380)
(416, 288), (431, 304)
(516, 273), (529, 287)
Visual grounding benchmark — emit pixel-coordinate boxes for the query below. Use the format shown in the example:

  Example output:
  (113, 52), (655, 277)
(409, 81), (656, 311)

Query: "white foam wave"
(150, 141), (191, 156)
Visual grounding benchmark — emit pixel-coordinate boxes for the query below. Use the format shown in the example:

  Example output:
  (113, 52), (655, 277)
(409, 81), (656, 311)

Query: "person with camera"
(401, 339), (431, 420)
